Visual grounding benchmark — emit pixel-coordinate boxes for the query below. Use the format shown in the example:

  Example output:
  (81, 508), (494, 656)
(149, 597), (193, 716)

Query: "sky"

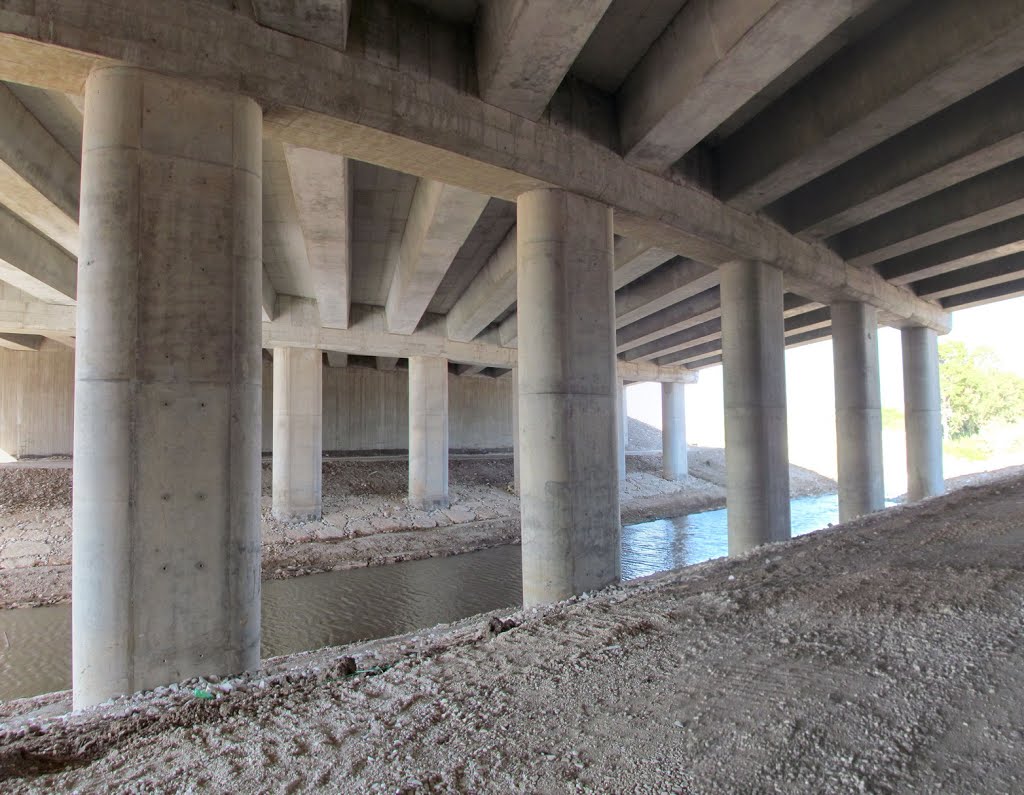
(626, 293), (1024, 491)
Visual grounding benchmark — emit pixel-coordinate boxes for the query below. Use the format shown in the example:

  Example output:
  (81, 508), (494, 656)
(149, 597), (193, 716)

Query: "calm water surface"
(0, 493), (845, 703)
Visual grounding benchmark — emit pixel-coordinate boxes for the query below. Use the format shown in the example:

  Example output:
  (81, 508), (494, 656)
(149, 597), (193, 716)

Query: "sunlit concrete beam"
(475, 0), (613, 120)
(718, 0), (1024, 211)
(620, 0), (869, 173)
(263, 140), (316, 299)
(615, 258), (718, 328)
(612, 238), (676, 290)
(284, 145), (352, 328)
(0, 205), (76, 304)
(386, 179), (489, 334)
(446, 227), (516, 342)
(0, 82), (79, 254)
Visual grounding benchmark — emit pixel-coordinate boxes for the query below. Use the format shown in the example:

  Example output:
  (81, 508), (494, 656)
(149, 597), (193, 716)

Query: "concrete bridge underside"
(0, 0), (1016, 705)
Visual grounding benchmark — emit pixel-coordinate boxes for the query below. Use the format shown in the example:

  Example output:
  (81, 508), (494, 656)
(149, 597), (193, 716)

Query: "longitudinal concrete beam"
(941, 277), (1024, 310)
(284, 145), (352, 328)
(718, 0), (1024, 211)
(0, 205), (77, 304)
(0, 296), (76, 335)
(262, 266), (277, 322)
(612, 238), (676, 289)
(325, 351), (348, 367)
(614, 258), (718, 328)
(617, 288), (722, 353)
(386, 179), (489, 335)
(619, 0), (868, 173)
(912, 253), (1024, 301)
(475, 0), (613, 120)
(877, 216), (1024, 285)
(263, 140), (316, 299)
(0, 83), (79, 255)
(0, 332), (43, 351)
(0, 0), (948, 332)
(771, 70), (1024, 239)
(446, 228), (516, 342)
(835, 157), (1024, 267)
(252, 0), (350, 50)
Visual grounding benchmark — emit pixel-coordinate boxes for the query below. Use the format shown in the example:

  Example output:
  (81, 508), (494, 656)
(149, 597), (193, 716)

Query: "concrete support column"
(272, 347), (323, 521)
(408, 356), (449, 509)
(720, 260), (791, 555)
(73, 67), (262, 708)
(902, 326), (944, 501)
(832, 302), (885, 521)
(512, 366), (520, 493)
(517, 189), (619, 605)
(616, 378), (627, 482)
(662, 381), (688, 480)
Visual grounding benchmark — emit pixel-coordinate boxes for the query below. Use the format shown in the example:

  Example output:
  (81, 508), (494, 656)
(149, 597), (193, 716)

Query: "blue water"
(0, 493), (848, 702)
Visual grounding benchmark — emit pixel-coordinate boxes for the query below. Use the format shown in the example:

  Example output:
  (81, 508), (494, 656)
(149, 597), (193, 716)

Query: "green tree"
(938, 340), (1024, 439)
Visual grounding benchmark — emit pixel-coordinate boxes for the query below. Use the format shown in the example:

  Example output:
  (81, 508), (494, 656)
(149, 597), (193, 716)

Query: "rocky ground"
(0, 466), (1021, 792)
(0, 420), (836, 609)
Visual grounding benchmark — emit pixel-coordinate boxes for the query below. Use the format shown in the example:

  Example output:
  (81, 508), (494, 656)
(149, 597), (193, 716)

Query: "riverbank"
(0, 424), (836, 609)
(1, 466), (1021, 791)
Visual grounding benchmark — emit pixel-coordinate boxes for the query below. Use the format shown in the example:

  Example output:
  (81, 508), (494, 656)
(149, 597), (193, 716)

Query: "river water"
(0, 493), (846, 703)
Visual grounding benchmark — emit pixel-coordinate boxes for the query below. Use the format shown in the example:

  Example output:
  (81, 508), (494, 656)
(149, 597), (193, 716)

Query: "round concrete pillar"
(408, 356), (450, 509)
(662, 381), (687, 480)
(720, 260), (791, 555)
(73, 67), (262, 708)
(832, 302), (885, 521)
(902, 326), (944, 501)
(272, 347), (323, 521)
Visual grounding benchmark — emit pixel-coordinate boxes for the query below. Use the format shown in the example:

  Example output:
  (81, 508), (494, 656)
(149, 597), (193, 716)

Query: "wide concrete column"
(517, 188), (619, 605)
(616, 378), (627, 482)
(832, 302), (885, 521)
(408, 356), (449, 509)
(272, 347), (323, 521)
(73, 67), (262, 708)
(721, 260), (791, 555)
(662, 381), (688, 480)
(902, 326), (944, 501)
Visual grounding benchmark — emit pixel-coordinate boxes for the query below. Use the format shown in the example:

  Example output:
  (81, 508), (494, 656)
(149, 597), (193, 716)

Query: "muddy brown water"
(0, 494), (847, 703)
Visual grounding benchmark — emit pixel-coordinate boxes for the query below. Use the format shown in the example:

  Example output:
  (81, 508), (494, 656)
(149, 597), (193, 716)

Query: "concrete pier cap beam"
(408, 355), (450, 510)
(517, 188), (620, 606)
(832, 302), (885, 521)
(902, 326), (945, 501)
(72, 66), (262, 708)
(721, 260), (791, 556)
(272, 346), (323, 522)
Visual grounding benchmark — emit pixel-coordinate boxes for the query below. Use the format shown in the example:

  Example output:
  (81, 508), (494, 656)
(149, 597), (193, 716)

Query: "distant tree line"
(939, 340), (1024, 439)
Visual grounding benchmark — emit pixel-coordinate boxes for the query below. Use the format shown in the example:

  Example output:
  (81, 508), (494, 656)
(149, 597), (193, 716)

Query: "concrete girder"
(941, 276), (1024, 310)
(684, 322), (835, 370)
(770, 70), (1024, 240)
(612, 238), (677, 290)
(385, 179), (489, 335)
(284, 145), (352, 328)
(0, 0), (948, 332)
(0, 332), (43, 351)
(0, 296), (76, 335)
(498, 314), (518, 347)
(6, 82), (83, 164)
(835, 157), (1024, 268)
(875, 214), (1024, 285)
(262, 140), (316, 299)
(446, 227), (516, 342)
(455, 363), (486, 376)
(718, 0), (1024, 211)
(913, 253), (1024, 301)
(0, 82), (79, 255)
(619, 0), (870, 173)
(325, 351), (348, 367)
(0, 205), (77, 304)
(614, 258), (718, 329)
(657, 306), (831, 366)
(262, 267), (278, 322)
(616, 287), (723, 353)
(251, 0), (350, 50)
(475, 0), (613, 120)
(376, 356), (399, 370)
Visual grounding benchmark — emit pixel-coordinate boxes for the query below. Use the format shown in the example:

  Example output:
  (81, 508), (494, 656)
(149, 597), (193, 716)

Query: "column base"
(272, 507), (323, 523)
(410, 496), (450, 511)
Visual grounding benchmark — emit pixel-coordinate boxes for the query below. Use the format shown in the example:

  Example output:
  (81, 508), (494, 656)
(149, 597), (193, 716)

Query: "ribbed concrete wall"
(0, 355), (511, 459)
(0, 348), (75, 459)
(261, 362), (513, 453)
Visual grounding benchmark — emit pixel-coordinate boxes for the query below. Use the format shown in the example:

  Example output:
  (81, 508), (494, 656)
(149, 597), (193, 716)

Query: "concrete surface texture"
(831, 301), (885, 521)
(407, 355), (450, 510)
(721, 260), (791, 555)
(71, 67), (263, 708)
(902, 325), (945, 501)
(272, 347), (323, 522)
(517, 189), (619, 605)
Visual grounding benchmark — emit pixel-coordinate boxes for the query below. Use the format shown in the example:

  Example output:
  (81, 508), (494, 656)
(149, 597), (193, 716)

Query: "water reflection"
(0, 493), (848, 703)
